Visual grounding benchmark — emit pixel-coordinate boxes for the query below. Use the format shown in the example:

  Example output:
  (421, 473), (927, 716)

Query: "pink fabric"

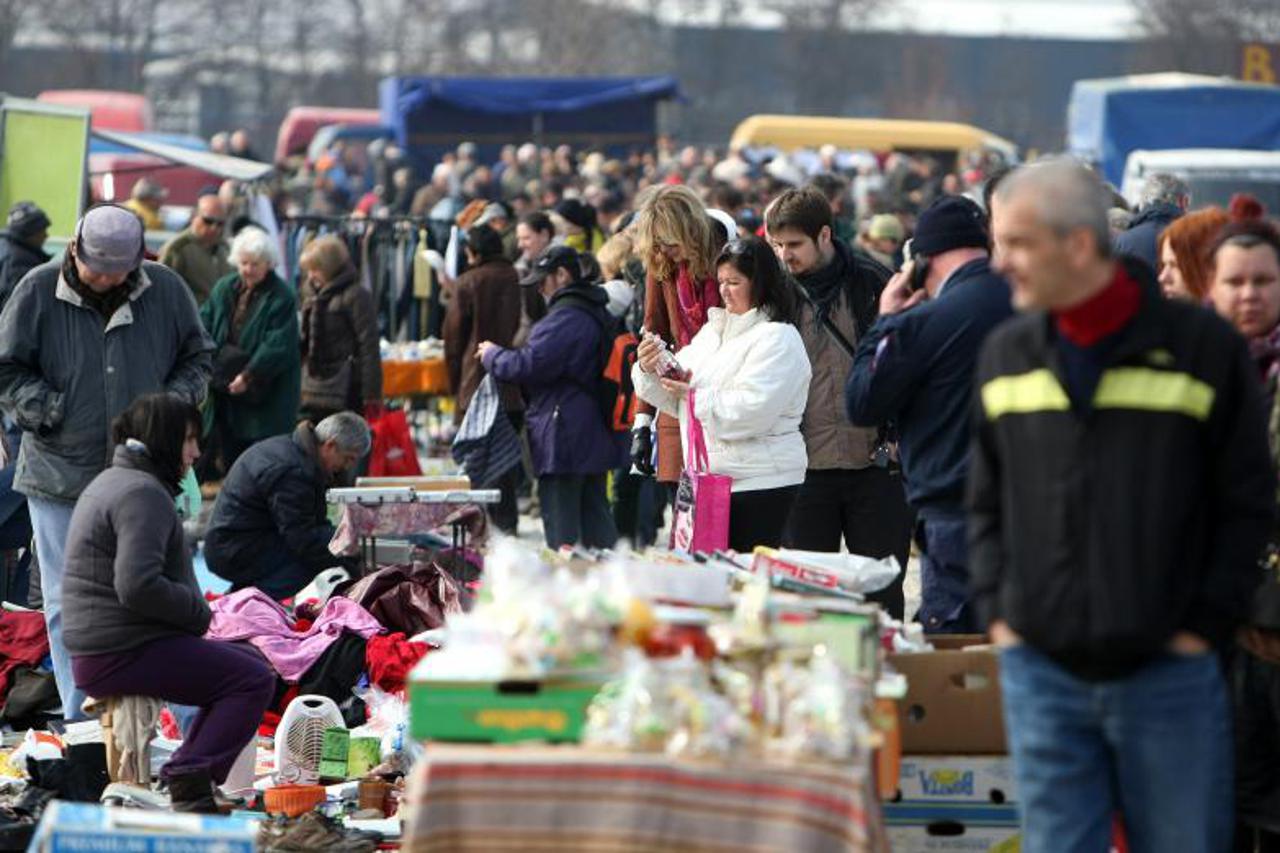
(205, 588), (383, 681)
(673, 264), (720, 348)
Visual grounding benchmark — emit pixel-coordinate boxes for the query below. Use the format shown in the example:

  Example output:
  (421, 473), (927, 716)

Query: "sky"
(654, 0), (1141, 41)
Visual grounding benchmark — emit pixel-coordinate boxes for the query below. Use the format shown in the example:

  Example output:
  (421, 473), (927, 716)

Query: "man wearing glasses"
(160, 192), (233, 306)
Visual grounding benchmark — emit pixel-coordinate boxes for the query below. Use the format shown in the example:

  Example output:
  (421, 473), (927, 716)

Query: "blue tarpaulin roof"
(1068, 73), (1280, 185)
(380, 76), (681, 166)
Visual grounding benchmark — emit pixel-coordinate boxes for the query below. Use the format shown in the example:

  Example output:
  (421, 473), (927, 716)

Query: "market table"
(327, 488), (496, 569)
(399, 744), (888, 852)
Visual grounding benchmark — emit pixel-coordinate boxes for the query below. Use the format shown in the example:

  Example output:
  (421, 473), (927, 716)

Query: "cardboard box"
(883, 801), (1020, 853)
(888, 638), (1007, 754)
(30, 801), (259, 852)
(894, 755), (1018, 805)
(410, 674), (607, 743)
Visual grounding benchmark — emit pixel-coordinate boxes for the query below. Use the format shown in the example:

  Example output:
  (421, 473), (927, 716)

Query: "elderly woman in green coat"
(197, 227), (301, 478)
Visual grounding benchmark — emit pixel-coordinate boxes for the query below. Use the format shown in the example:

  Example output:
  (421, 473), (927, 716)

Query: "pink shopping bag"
(669, 392), (731, 553)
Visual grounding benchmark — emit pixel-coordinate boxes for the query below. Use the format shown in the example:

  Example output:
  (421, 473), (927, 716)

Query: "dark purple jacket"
(482, 284), (626, 476)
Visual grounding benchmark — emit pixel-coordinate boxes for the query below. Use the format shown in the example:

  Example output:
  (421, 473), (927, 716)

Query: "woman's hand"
(659, 370), (692, 399)
(228, 373), (249, 395)
(636, 335), (664, 374)
(476, 341), (499, 361)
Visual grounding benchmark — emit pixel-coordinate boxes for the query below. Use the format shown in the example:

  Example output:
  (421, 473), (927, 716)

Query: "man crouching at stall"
(64, 394), (275, 813)
(204, 412), (369, 599)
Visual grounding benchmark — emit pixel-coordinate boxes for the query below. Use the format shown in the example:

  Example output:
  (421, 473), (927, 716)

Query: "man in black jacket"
(971, 158), (1274, 853)
(1111, 172), (1187, 274)
(846, 196), (1013, 633)
(204, 414), (367, 599)
(0, 201), (51, 312)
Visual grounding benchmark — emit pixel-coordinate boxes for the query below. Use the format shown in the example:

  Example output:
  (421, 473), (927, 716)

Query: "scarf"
(674, 263), (720, 348)
(1053, 263), (1141, 347)
(301, 267), (357, 373)
(793, 238), (878, 338)
(62, 253), (134, 323)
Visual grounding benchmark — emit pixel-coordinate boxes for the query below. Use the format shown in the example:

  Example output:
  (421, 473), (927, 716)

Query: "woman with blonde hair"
(297, 234), (383, 422)
(630, 184), (727, 484)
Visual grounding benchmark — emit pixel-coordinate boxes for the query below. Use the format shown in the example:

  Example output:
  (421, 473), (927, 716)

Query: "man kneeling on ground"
(204, 412), (368, 599)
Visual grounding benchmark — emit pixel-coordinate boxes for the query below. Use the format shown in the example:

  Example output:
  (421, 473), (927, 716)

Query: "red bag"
(367, 408), (422, 477)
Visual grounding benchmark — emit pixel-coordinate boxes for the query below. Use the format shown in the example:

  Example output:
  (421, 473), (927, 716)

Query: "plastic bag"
(367, 408), (422, 478)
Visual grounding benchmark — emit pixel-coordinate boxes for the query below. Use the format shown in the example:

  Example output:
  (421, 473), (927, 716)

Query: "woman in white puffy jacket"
(633, 236), (812, 552)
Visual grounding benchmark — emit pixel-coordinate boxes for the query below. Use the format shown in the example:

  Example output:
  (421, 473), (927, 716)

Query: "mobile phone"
(902, 238), (930, 293)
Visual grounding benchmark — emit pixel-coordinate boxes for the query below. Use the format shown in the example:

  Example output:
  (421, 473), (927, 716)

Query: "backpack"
(551, 291), (640, 432)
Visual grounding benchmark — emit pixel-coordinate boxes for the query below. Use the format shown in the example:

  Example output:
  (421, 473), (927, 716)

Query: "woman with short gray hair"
(197, 227), (301, 477)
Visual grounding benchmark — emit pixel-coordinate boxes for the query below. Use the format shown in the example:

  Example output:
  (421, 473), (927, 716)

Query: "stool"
(84, 695), (158, 784)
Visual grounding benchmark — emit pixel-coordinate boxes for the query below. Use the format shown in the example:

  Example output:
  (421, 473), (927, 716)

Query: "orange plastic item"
(264, 784), (326, 817)
(874, 697), (902, 800)
(382, 358), (450, 398)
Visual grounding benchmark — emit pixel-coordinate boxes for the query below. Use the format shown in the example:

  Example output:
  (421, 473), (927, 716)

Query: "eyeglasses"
(200, 216), (226, 227)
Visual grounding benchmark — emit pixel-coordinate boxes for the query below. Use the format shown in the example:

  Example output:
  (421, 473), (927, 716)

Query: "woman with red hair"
(1157, 208), (1230, 301)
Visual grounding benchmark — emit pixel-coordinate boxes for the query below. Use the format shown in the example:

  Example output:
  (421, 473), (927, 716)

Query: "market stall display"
(327, 484), (499, 565)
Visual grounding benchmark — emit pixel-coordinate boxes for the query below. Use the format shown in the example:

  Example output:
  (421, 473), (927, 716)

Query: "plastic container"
(263, 784), (326, 817)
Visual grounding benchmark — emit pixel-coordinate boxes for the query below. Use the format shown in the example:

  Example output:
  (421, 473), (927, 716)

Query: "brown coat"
(796, 296), (878, 470)
(443, 258), (529, 415)
(299, 271), (382, 411)
(640, 267), (720, 483)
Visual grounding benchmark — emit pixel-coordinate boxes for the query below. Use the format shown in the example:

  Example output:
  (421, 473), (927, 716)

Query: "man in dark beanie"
(846, 194), (1013, 633)
(0, 203), (213, 721)
(0, 201), (52, 312)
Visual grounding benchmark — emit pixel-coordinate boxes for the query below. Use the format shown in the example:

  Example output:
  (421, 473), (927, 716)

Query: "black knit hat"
(6, 201), (50, 241)
(554, 198), (596, 231)
(911, 195), (989, 257)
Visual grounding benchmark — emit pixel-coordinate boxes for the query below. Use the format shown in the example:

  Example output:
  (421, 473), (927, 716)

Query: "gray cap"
(475, 202), (507, 227)
(76, 206), (144, 276)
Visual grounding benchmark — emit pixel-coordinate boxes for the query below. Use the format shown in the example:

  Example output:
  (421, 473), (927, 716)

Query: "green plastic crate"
(410, 675), (607, 743)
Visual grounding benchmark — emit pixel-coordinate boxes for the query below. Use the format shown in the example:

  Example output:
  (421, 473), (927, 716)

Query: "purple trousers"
(73, 635), (276, 784)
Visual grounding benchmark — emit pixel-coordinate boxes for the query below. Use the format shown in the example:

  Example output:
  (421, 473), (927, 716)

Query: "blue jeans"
(1000, 643), (1232, 853)
(28, 496), (84, 721)
(916, 515), (978, 634)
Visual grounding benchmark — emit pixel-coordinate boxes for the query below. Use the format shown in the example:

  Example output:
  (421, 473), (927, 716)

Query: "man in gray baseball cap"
(0, 203), (214, 721)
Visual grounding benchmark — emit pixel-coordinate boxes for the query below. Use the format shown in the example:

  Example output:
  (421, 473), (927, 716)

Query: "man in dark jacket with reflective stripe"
(971, 158), (1274, 853)
(846, 196), (1013, 634)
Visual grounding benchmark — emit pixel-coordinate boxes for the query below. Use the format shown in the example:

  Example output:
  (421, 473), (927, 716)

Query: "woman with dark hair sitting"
(61, 394), (275, 812)
(631, 236), (812, 552)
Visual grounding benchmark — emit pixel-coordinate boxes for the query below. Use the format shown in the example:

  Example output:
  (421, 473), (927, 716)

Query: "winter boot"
(165, 769), (219, 815)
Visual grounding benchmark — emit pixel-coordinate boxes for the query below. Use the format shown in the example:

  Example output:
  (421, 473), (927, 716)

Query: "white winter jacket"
(632, 307), (811, 492)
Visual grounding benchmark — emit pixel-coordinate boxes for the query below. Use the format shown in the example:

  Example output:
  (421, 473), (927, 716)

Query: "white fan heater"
(275, 694), (345, 785)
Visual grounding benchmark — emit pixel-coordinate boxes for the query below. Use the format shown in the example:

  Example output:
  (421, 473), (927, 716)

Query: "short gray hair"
(229, 226), (277, 266)
(995, 158), (1113, 258)
(1139, 173), (1190, 210)
(315, 411), (372, 456)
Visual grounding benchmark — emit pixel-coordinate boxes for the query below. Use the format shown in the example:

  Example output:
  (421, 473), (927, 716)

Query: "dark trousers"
(730, 486), (800, 554)
(784, 467), (914, 619)
(613, 469), (659, 548)
(72, 636), (276, 784)
(226, 538), (322, 602)
(539, 473), (618, 550)
(916, 515), (979, 634)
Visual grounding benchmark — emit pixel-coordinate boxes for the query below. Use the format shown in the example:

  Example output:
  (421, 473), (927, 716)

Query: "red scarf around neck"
(1053, 263), (1141, 347)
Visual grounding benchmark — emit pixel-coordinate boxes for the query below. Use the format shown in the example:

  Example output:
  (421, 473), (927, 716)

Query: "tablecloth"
(400, 744), (887, 852)
(328, 502), (488, 556)
(384, 358), (450, 398)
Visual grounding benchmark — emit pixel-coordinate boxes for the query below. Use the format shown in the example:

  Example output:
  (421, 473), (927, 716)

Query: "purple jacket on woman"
(482, 284), (626, 476)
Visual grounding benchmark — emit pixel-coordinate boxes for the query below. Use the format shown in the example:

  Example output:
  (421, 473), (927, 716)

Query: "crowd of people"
(3, 123), (1280, 849)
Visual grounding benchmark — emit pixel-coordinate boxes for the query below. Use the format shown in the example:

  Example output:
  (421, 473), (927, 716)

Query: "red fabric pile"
(365, 633), (429, 693)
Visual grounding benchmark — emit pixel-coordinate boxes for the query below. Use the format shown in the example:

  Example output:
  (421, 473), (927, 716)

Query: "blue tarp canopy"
(380, 76), (681, 167)
(1068, 73), (1280, 185)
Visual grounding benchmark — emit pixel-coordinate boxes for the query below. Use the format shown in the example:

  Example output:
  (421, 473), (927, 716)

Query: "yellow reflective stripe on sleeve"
(1093, 367), (1215, 420)
(981, 369), (1071, 419)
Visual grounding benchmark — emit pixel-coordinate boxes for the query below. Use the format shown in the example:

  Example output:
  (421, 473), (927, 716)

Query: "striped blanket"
(400, 745), (886, 852)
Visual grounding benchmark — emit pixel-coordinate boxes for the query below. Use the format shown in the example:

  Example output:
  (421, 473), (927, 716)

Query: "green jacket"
(200, 271), (301, 442)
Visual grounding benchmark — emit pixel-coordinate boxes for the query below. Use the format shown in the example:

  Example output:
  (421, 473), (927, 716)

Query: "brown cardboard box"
(888, 636), (1007, 754)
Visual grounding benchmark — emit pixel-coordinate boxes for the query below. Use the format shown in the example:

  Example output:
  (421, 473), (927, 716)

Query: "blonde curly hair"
(632, 184), (719, 284)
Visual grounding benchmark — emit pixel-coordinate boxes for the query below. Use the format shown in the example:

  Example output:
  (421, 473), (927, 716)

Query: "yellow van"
(729, 115), (1018, 163)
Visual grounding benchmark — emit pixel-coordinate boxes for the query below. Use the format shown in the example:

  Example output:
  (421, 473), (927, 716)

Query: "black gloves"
(630, 426), (654, 476)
